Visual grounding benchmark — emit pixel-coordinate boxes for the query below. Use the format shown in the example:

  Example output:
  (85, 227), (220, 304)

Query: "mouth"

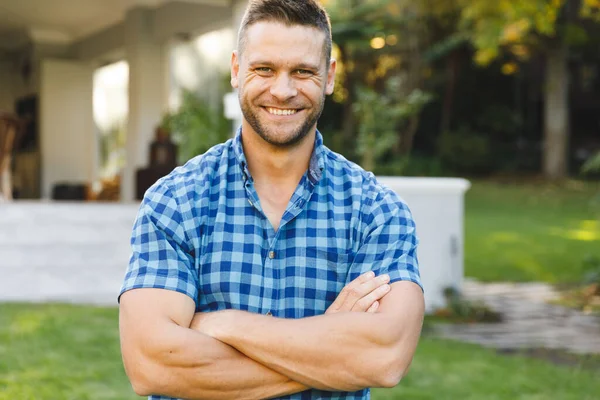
(263, 106), (303, 116)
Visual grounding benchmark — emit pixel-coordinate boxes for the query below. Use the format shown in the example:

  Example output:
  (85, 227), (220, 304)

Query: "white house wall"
(40, 59), (95, 199)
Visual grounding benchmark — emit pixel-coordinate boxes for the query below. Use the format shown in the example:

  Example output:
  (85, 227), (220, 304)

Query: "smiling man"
(118, 1), (424, 399)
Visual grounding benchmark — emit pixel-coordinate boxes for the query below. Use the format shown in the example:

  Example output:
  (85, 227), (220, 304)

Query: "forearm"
(207, 311), (407, 392)
(128, 321), (308, 399)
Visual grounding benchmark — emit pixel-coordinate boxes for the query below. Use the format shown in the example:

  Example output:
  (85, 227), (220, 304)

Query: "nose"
(269, 73), (297, 101)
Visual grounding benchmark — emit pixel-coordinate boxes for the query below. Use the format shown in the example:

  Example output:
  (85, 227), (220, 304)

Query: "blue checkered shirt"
(120, 129), (422, 400)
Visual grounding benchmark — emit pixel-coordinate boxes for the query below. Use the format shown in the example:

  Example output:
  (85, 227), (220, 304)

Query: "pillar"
(226, 0), (248, 133)
(122, 7), (169, 202)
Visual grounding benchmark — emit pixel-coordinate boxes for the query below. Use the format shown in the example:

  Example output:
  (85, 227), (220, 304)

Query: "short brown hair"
(237, 0), (332, 64)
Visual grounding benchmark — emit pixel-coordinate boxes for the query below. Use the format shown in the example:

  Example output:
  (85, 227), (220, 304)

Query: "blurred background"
(0, 0), (599, 399)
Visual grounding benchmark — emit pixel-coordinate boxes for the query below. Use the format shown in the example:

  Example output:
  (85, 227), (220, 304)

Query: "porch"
(0, 0), (247, 202)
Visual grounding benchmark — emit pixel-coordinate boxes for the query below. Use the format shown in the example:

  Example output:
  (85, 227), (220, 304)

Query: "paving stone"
(434, 279), (600, 355)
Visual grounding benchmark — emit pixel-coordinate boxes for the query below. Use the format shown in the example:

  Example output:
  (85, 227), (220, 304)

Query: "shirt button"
(268, 251), (275, 259)
(248, 199), (253, 206)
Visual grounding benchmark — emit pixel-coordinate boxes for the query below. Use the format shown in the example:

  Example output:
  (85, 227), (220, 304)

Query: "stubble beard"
(239, 91), (326, 148)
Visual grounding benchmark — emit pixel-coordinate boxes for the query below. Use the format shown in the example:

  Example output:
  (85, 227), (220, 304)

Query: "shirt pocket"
(301, 247), (354, 301)
(305, 247), (352, 272)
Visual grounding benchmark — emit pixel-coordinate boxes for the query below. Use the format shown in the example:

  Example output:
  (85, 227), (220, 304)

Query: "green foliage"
(434, 287), (503, 323)
(582, 152), (600, 175)
(475, 104), (523, 138)
(353, 85), (398, 171)
(326, 0), (434, 160)
(423, 33), (469, 63)
(374, 155), (446, 178)
(562, 22), (590, 46)
(457, 0), (600, 67)
(353, 78), (433, 171)
(161, 90), (232, 164)
(582, 254), (600, 286)
(98, 122), (126, 178)
(437, 126), (492, 174)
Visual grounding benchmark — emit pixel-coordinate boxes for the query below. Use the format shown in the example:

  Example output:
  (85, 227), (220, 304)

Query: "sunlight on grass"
(488, 232), (522, 243)
(9, 310), (46, 335)
(580, 220), (598, 230)
(549, 227), (599, 242)
(509, 254), (556, 282)
(465, 181), (600, 283)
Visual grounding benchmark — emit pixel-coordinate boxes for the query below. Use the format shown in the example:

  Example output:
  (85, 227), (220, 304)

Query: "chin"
(266, 128), (313, 147)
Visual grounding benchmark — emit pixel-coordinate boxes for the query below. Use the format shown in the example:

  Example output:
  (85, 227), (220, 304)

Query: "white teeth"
(267, 107), (297, 116)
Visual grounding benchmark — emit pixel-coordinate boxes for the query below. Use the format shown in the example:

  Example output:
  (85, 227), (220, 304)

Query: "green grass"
(465, 180), (600, 283)
(1, 303), (599, 399)
(0, 303), (137, 400)
(374, 336), (600, 400)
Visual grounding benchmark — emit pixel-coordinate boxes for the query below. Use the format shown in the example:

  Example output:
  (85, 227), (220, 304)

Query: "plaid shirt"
(120, 129), (422, 400)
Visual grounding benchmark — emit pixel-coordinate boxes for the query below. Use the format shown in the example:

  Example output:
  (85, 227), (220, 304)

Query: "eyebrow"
(249, 61), (320, 71)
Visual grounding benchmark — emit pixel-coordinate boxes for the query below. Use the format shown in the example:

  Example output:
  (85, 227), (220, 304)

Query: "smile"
(265, 107), (299, 116)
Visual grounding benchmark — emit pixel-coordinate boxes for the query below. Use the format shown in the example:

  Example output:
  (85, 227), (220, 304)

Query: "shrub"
(161, 90), (232, 164)
(437, 126), (493, 174)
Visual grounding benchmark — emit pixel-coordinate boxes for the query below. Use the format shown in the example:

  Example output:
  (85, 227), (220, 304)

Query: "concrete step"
(0, 202), (140, 305)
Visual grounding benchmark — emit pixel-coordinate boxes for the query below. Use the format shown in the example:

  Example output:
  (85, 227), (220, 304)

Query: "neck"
(241, 123), (316, 186)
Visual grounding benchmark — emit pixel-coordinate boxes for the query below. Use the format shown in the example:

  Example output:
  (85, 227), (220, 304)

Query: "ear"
(231, 51), (240, 89)
(325, 58), (337, 95)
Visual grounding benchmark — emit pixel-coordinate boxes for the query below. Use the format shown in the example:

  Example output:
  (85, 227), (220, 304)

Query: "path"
(434, 279), (600, 355)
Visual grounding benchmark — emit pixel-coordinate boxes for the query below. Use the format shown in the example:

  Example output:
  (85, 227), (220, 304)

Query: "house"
(0, 0), (246, 201)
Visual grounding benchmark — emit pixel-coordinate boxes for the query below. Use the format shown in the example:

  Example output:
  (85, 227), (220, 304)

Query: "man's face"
(231, 22), (336, 148)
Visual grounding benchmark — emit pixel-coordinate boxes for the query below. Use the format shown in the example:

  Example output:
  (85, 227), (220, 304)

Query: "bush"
(374, 155), (446, 177)
(433, 287), (503, 323)
(161, 90), (232, 164)
(582, 254), (600, 287)
(582, 152), (600, 175)
(353, 78), (433, 172)
(437, 126), (493, 174)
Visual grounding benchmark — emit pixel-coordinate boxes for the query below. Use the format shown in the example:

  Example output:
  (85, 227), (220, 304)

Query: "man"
(118, 1), (424, 399)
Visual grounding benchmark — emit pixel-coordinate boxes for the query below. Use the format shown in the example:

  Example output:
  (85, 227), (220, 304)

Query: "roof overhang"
(0, 0), (231, 58)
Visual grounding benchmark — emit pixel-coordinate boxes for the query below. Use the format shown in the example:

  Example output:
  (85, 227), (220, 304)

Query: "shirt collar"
(233, 127), (325, 184)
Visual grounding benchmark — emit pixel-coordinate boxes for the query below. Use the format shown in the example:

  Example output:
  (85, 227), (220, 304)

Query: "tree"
(325, 0), (434, 164)
(456, 0), (600, 179)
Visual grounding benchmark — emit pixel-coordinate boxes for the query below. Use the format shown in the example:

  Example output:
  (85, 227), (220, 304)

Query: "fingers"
(327, 271), (390, 314)
(367, 301), (379, 313)
(326, 271), (374, 314)
(352, 283), (390, 312)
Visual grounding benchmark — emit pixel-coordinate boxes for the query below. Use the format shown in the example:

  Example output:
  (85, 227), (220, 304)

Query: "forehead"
(242, 21), (326, 66)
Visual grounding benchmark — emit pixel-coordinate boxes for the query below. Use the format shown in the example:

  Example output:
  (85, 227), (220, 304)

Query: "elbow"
(124, 362), (154, 396)
(370, 353), (413, 389)
(375, 367), (404, 389)
(130, 378), (153, 397)
(128, 363), (175, 397)
(122, 352), (164, 396)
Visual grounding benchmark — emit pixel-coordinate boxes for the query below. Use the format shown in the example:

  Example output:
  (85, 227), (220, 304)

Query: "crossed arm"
(119, 273), (424, 399)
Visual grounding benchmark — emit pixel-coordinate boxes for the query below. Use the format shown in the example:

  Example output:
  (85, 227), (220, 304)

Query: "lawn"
(1, 303), (599, 400)
(464, 180), (600, 283)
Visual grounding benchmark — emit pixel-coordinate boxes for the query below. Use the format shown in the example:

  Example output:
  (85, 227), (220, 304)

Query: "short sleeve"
(347, 190), (423, 292)
(118, 181), (198, 304)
